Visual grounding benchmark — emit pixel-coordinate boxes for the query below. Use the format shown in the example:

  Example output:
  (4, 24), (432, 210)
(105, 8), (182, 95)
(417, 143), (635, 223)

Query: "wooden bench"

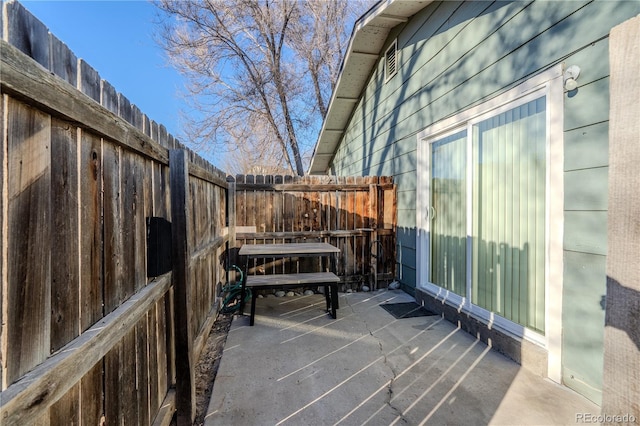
(245, 272), (340, 326)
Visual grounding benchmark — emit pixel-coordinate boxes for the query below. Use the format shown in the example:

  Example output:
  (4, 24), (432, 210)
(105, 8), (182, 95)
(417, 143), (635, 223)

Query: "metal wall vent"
(385, 39), (398, 81)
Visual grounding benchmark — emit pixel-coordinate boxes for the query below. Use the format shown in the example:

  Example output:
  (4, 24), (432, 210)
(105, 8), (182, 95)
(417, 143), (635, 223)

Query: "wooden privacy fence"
(1, 2), (397, 425)
(0, 2), (228, 424)
(231, 175), (397, 290)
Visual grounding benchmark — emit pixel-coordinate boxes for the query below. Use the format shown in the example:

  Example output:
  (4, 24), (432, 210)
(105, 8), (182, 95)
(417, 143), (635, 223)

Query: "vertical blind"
(431, 130), (467, 296)
(430, 97), (547, 333)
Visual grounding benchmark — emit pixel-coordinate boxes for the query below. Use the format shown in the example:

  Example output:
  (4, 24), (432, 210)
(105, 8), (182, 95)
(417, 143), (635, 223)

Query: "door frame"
(415, 64), (564, 382)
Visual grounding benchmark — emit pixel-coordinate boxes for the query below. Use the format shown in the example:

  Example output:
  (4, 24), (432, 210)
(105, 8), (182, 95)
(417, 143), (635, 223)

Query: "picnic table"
(238, 242), (341, 326)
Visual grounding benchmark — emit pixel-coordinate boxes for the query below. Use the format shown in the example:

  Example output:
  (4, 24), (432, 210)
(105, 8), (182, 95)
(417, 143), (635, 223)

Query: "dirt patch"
(193, 313), (233, 425)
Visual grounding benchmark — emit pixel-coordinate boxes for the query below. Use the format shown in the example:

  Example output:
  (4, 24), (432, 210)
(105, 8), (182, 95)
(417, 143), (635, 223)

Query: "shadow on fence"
(229, 174), (397, 292)
(0, 3), (228, 425)
(0, 4), (398, 425)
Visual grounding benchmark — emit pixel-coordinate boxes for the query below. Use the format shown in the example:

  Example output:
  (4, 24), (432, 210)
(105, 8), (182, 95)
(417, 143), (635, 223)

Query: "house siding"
(328, 0), (640, 404)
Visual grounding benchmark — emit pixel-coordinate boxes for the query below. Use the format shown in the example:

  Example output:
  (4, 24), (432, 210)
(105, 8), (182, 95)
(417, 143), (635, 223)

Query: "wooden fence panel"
(121, 149), (139, 298)
(50, 118), (79, 353)
(50, 382), (79, 425)
(187, 175), (227, 351)
(1, 7), (228, 423)
(1, 5), (398, 424)
(105, 331), (136, 425)
(602, 14), (640, 420)
(151, 300), (166, 415)
(233, 175), (397, 290)
(135, 318), (151, 426)
(103, 141), (124, 314)
(80, 130), (104, 332)
(6, 98), (51, 385)
(0, 92), (3, 393)
(49, 118), (80, 426)
(80, 362), (104, 425)
(143, 157), (154, 286)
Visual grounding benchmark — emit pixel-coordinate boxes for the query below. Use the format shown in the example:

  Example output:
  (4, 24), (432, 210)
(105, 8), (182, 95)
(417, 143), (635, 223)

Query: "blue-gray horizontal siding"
(564, 122), (609, 171)
(330, 0), (639, 404)
(329, 0), (638, 294)
(559, 11), (624, 404)
(333, 0), (632, 165)
(562, 250), (607, 404)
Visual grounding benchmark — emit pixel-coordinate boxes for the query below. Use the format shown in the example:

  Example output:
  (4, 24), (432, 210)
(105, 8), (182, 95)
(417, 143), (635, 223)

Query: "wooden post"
(169, 149), (195, 425)
(369, 182), (378, 290)
(387, 181), (398, 284)
(602, 15), (640, 423)
(227, 175), (237, 282)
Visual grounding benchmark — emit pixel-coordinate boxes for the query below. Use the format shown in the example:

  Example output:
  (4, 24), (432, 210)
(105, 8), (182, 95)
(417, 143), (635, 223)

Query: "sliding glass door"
(430, 130), (467, 296)
(428, 97), (547, 333)
(471, 97), (546, 333)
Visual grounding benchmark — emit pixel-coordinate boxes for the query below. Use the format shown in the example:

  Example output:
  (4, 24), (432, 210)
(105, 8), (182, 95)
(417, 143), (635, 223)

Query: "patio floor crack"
(380, 339), (408, 424)
(343, 293), (408, 424)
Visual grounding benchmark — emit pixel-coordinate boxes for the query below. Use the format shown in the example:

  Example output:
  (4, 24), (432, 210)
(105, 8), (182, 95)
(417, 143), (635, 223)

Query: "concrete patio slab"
(204, 290), (599, 425)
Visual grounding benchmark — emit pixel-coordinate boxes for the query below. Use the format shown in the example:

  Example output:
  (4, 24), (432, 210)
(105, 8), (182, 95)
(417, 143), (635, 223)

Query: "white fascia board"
(309, 0), (434, 175)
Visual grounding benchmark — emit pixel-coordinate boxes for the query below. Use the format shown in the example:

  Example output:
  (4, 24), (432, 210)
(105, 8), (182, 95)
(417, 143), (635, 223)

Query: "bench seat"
(245, 272), (340, 325)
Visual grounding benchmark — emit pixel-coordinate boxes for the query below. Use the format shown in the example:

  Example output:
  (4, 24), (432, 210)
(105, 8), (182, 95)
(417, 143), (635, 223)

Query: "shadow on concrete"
(204, 290), (597, 425)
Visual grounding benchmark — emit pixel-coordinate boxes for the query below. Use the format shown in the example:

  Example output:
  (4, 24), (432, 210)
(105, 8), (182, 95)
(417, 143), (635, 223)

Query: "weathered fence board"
(0, 275), (171, 424)
(148, 305), (161, 417)
(1, 5), (397, 425)
(170, 149), (195, 426)
(602, 14), (640, 420)
(6, 98), (52, 385)
(50, 118), (79, 353)
(136, 318), (151, 426)
(0, 88), (4, 392)
(50, 382), (79, 425)
(1, 6), (229, 424)
(80, 362), (103, 425)
(103, 142), (124, 314)
(232, 175), (397, 289)
(79, 130), (104, 331)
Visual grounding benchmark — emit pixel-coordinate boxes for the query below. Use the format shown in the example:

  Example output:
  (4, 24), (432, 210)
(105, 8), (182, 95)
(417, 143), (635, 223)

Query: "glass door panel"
(471, 97), (546, 333)
(430, 130), (467, 296)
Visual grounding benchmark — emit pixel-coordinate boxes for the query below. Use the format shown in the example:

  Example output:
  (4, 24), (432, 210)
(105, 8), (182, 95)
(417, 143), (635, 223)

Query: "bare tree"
(288, 0), (362, 118)
(222, 116), (291, 175)
(155, 0), (371, 175)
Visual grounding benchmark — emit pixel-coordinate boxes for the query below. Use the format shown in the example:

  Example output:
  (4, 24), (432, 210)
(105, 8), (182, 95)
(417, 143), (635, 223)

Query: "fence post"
(602, 15), (640, 421)
(369, 182), (378, 290)
(227, 175), (237, 278)
(170, 149), (195, 425)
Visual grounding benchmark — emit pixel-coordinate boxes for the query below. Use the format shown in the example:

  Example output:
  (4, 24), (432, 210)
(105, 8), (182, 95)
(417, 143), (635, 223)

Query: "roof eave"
(308, 0), (433, 175)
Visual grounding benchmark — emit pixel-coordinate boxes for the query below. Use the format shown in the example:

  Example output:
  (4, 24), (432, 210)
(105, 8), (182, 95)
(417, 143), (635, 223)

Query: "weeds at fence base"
(192, 314), (233, 425)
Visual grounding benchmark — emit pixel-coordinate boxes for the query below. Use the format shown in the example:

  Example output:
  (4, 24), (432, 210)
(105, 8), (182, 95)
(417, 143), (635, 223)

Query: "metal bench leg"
(324, 285), (331, 311)
(250, 288), (257, 326)
(330, 283), (338, 319)
(240, 257), (249, 316)
(240, 283), (246, 316)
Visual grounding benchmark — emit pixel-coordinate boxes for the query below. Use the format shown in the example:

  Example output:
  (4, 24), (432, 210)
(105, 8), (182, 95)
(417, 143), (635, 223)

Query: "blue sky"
(21, 0), (198, 155)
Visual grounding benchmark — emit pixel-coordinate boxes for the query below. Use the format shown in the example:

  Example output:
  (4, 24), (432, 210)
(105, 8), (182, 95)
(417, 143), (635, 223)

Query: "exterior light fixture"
(564, 65), (581, 91)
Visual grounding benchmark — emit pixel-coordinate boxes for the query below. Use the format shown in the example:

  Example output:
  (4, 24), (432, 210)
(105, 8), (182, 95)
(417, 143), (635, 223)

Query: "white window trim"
(416, 64), (564, 382)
